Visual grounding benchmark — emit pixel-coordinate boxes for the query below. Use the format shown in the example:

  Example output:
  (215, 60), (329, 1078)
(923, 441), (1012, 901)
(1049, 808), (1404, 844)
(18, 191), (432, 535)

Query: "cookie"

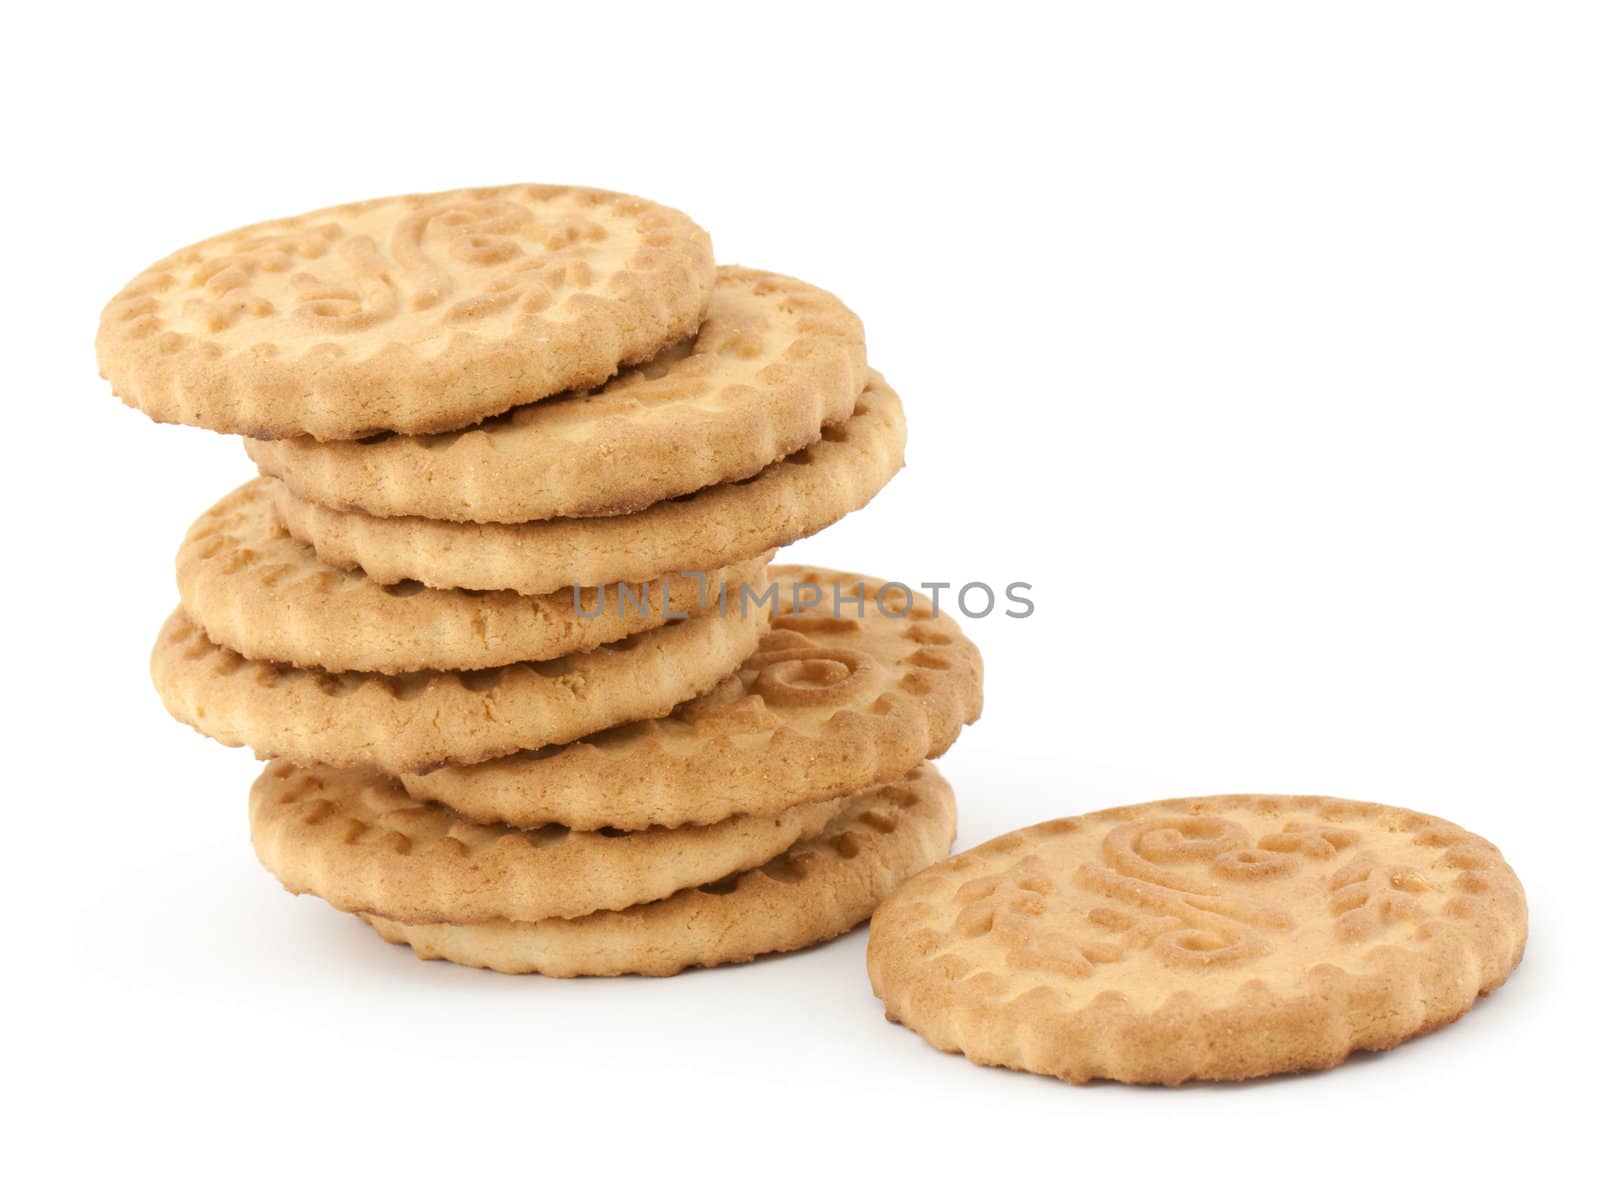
(363, 762), (957, 976)
(177, 478), (769, 673)
(97, 185), (714, 440)
(149, 602), (768, 773)
(268, 372), (906, 593)
(402, 565), (982, 829)
(867, 795), (1527, 1085)
(251, 761), (844, 923)
(245, 267), (868, 521)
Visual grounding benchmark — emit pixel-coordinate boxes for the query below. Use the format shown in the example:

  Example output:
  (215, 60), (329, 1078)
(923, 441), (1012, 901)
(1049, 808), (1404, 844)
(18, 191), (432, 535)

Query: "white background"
(6, 2), (1595, 1186)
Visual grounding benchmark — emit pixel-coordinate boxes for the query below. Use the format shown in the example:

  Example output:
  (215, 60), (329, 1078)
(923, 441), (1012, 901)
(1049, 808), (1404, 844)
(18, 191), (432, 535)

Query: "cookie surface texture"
(268, 371), (907, 593)
(251, 761), (843, 923)
(365, 763), (957, 976)
(98, 184), (714, 439)
(149, 603), (768, 772)
(177, 478), (768, 672)
(402, 565), (983, 829)
(867, 795), (1528, 1085)
(245, 267), (868, 520)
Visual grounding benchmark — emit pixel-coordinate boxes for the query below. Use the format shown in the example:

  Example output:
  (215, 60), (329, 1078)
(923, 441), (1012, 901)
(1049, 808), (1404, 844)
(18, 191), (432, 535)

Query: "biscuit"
(251, 761), (844, 923)
(149, 602), (768, 773)
(867, 795), (1527, 1085)
(97, 185), (714, 440)
(363, 762), (957, 976)
(269, 372), (906, 594)
(402, 565), (982, 829)
(245, 267), (868, 521)
(177, 478), (769, 673)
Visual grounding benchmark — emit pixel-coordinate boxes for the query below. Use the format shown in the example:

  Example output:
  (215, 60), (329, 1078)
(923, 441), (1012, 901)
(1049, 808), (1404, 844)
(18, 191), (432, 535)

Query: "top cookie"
(867, 795), (1528, 1085)
(245, 267), (868, 521)
(97, 185), (714, 440)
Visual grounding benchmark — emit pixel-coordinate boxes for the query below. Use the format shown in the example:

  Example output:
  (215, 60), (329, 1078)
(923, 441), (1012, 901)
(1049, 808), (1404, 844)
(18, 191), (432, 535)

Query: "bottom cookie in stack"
(253, 761), (956, 977)
(250, 566), (985, 976)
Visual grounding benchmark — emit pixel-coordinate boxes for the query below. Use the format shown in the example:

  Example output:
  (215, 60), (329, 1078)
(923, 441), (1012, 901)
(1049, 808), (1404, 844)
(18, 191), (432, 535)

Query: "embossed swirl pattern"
(744, 626), (878, 708)
(950, 812), (1438, 979)
(177, 197), (619, 337)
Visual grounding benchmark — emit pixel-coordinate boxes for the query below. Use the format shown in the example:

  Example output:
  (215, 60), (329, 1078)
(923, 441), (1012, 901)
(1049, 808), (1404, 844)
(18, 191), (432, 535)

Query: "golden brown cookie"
(97, 185), (714, 440)
(867, 795), (1528, 1085)
(245, 267), (868, 521)
(269, 372), (906, 593)
(177, 478), (768, 672)
(402, 565), (982, 829)
(364, 763), (957, 976)
(251, 761), (843, 923)
(149, 602), (768, 773)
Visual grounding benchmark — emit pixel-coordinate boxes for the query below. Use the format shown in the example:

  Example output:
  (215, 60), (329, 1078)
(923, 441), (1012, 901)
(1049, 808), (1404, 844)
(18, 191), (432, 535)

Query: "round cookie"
(98, 184), (714, 440)
(867, 795), (1528, 1086)
(150, 603), (768, 773)
(403, 565), (983, 829)
(251, 761), (844, 923)
(178, 477), (769, 673)
(363, 763), (957, 977)
(245, 267), (868, 521)
(268, 372), (906, 594)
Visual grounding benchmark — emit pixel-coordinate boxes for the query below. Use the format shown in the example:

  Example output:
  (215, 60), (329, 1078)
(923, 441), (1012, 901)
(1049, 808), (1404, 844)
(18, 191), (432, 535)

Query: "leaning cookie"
(149, 602), (768, 773)
(246, 267), (868, 521)
(364, 763), (957, 977)
(867, 795), (1527, 1085)
(98, 184), (714, 440)
(251, 761), (844, 923)
(269, 372), (906, 594)
(402, 566), (982, 829)
(177, 477), (768, 673)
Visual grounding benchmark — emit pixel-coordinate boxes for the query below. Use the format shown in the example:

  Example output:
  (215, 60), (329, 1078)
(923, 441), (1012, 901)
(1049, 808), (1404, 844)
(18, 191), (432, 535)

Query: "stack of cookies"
(97, 184), (983, 975)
